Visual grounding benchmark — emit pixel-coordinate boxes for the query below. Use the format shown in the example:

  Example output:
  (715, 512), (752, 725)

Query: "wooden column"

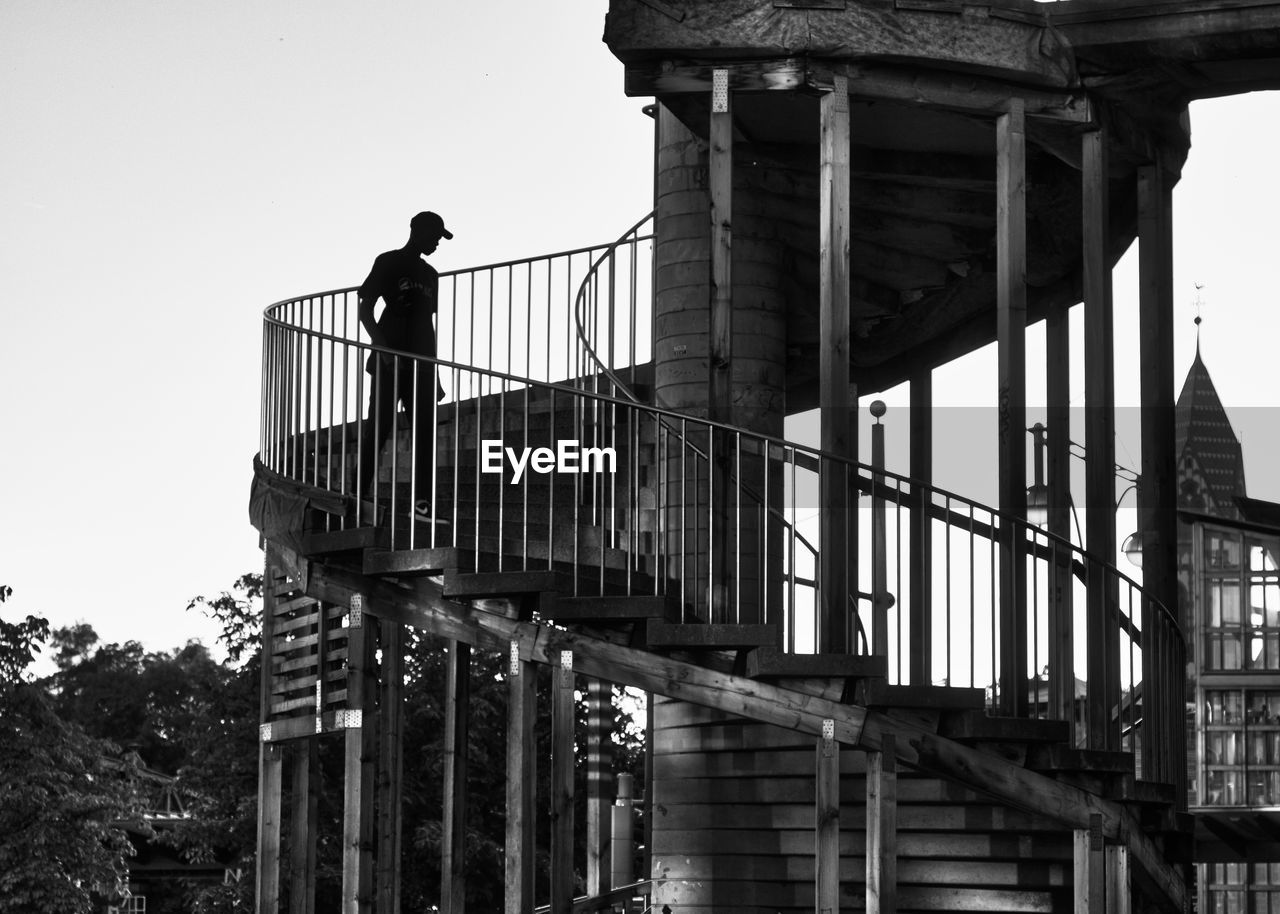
(550, 651), (576, 914)
(257, 562), (283, 914)
(257, 742), (283, 914)
(376, 623), (404, 914)
(816, 720), (840, 914)
(341, 597), (375, 914)
(1137, 163), (1176, 783)
(586, 679), (615, 896)
(709, 68), (733, 616)
(867, 734), (897, 914)
(909, 371), (933, 684)
(441, 641), (471, 914)
(997, 98), (1029, 717)
(288, 741), (318, 914)
(1047, 302), (1074, 724)
(1074, 816), (1105, 914)
(819, 72), (852, 654)
(709, 68), (733, 426)
(1082, 128), (1118, 751)
(505, 642), (536, 914)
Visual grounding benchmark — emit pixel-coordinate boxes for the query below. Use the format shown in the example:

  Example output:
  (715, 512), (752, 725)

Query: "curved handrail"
(259, 237), (1185, 784)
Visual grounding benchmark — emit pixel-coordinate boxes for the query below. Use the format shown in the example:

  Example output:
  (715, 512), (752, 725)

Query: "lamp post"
(1027, 422), (1049, 527)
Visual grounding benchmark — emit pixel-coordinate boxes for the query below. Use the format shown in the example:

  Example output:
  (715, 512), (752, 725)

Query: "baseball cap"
(411, 211), (453, 239)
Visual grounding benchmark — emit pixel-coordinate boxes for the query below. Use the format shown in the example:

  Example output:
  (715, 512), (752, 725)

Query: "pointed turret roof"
(1175, 343), (1246, 517)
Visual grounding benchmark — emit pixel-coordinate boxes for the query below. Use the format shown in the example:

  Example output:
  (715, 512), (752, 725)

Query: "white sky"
(2, 1), (1277, 657)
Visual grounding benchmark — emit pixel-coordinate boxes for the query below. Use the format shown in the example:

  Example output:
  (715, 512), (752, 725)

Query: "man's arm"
(358, 293), (385, 346)
(357, 257), (385, 346)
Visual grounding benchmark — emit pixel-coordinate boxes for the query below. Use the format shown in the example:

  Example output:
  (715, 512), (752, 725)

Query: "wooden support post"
(709, 68), (733, 426)
(909, 371), (933, 685)
(1074, 815), (1106, 914)
(257, 741), (284, 914)
(258, 559), (283, 914)
(505, 642), (537, 914)
(871, 404), (889, 658)
(1047, 303), (1074, 725)
(1106, 845), (1131, 914)
(586, 679), (615, 896)
(551, 651), (576, 914)
(288, 741), (319, 914)
(867, 734), (897, 914)
(1137, 163), (1176, 783)
(341, 597), (375, 914)
(376, 623), (404, 914)
(441, 640), (471, 914)
(997, 98), (1029, 717)
(819, 72), (852, 654)
(1082, 128), (1117, 751)
(816, 719), (841, 914)
(709, 68), (733, 615)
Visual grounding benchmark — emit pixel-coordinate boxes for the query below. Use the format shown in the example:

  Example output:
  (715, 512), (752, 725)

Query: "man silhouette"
(358, 210), (451, 520)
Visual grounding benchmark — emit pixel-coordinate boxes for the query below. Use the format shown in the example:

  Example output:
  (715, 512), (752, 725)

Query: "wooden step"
(645, 621), (777, 650)
(363, 546), (459, 576)
(443, 569), (574, 598)
(543, 594), (680, 623)
(853, 681), (987, 711)
(745, 646), (887, 680)
(303, 526), (388, 556)
(1026, 745), (1135, 775)
(937, 713), (1070, 745)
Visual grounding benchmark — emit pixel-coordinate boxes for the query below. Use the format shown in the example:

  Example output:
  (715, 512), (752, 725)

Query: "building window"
(1204, 689), (1280, 806)
(1205, 863), (1280, 914)
(1204, 531), (1280, 670)
(1205, 861), (1246, 914)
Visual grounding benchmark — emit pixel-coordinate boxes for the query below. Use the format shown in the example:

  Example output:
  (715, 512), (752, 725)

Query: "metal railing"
(259, 229), (1185, 788)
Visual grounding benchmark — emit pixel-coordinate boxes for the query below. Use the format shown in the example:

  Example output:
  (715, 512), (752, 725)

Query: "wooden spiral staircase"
(249, 215), (1192, 914)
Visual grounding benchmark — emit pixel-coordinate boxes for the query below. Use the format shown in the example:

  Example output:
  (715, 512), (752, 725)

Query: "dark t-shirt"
(359, 248), (438, 356)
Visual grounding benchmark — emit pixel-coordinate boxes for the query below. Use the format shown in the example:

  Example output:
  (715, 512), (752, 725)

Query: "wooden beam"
(341, 600), (375, 914)
(441, 641), (471, 914)
(586, 679), (614, 896)
(1046, 302), (1073, 725)
(288, 741), (318, 914)
(816, 720), (840, 914)
(305, 565), (868, 747)
(550, 651), (576, 914)
(1137, 163), (1177, 785)
(1082, 127), (1118, 752)
(867, 733), (897, 914)
(819, 73), (852, 654)
(505, 642), (536, 914)
(909, 372), (932, 685)
(997, 98), (1029, 718)
(376, 623), (404, 914)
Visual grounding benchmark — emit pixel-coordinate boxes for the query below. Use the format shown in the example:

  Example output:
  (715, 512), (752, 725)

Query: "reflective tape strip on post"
(349, 593), (364, 628)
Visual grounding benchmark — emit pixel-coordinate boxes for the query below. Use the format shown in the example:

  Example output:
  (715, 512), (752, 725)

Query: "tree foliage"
(0, 605), (143, 914)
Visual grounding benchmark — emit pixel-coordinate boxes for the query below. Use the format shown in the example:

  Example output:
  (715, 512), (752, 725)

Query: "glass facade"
(1203, 689), (1280, 807)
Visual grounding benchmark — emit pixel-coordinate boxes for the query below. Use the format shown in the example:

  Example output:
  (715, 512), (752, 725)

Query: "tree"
(0, 601), (143, 914)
